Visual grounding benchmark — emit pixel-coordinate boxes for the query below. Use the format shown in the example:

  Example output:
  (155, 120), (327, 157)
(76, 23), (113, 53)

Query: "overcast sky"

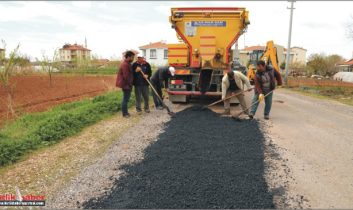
(0, 1), (352, 61)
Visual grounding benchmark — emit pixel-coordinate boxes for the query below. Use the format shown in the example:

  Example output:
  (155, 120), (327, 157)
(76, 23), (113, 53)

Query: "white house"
(284, 47), (307, 65)
(139, 41), (168, 67)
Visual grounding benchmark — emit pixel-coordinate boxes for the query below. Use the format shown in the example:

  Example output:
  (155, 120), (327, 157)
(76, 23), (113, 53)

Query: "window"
(150, 49), (157, 59)
(164, 49), (168, 59)
(142, 50), (146, 57)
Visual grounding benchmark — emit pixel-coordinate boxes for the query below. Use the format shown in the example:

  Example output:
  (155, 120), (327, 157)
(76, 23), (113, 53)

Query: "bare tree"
(0, 40), (20, 118)
(39, 49), (59, 87)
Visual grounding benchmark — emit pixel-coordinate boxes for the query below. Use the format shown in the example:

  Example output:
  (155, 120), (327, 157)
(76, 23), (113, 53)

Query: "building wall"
(291, 47), (307, 64)
(144, 48), (168, 67)
(239, 51), (250, 66)
(59, 49), (91, 62)
(59, 49), (71, 61)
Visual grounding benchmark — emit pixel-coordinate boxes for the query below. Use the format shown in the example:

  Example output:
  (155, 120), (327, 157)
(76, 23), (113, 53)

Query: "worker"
(150, 66), (175, 110)
(132, 56), (152, 113)
(249, 60), (283, 120)
(116, 50), (135, 118)
(221, 67), (252, 117)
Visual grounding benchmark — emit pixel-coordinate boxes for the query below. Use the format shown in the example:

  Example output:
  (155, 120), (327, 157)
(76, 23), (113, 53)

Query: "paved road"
(265, 89), (353, 208)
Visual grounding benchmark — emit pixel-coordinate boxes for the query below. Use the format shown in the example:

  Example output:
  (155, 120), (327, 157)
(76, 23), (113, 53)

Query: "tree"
(306, 53), (345, 77)
(0, 40), (20, 118)
(39, 49), (60, 87)
(326, 54), (345, 75)
(306, 53), (326, 75)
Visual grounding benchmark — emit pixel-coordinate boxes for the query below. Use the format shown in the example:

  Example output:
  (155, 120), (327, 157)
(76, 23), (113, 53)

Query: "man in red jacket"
(116, 50), (135, 118)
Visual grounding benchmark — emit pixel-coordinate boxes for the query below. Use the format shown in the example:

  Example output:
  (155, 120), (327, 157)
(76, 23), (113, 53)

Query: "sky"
(0, 1), (353, 61)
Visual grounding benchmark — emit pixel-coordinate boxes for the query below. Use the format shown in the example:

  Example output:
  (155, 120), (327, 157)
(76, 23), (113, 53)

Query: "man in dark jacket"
(132, 56), (152, 113)
(150, 66), (175, 110)
(116, 50), (135, 118)
(249, 60), (282, 120)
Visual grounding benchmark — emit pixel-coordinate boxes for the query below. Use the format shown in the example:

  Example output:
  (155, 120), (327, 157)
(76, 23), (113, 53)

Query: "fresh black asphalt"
(84, 107), (275, 209)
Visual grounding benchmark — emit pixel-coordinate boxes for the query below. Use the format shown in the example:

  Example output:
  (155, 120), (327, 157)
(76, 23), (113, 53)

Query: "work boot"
(264, 115), (270, 120)
(248, 114), (254, 119)
(222, 108), (231, 115)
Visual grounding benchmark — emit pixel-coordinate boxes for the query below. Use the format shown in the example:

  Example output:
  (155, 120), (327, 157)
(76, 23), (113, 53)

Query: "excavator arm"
(260, 41), (280, 74)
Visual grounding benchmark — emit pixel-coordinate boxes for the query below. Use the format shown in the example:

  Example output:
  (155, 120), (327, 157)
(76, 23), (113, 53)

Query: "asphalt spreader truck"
(167, 7), (250, 103)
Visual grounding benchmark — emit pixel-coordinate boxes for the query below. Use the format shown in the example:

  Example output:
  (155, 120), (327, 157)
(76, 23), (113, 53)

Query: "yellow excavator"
(247, 40), (280, 84)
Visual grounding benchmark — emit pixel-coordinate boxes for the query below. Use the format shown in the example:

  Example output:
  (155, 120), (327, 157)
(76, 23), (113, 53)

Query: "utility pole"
(285, 0), (295, 85)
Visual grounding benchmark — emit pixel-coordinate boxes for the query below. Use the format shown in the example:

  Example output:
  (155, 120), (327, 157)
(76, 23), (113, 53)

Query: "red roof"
(139, 41), (168, 49)
(61, 44), (91, 51)
(339, 59), (353, 66)
(241, 45), (265, 51)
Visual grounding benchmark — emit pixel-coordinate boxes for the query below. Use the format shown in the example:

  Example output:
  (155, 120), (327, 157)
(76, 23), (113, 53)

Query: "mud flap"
(199, 69), (213, 94)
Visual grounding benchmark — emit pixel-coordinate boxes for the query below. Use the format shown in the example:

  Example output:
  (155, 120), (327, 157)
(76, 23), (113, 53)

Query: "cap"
(169, 66), (175, 76)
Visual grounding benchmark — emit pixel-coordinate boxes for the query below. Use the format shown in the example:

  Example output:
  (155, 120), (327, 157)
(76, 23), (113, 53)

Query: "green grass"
(287, 86), (353, 106)
(0, 90), (135, 166)
(56, 67), (117, 75)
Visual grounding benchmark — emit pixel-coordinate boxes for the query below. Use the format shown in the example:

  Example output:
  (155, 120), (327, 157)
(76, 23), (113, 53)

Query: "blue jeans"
(122, 89), (132, 116)
(250, 92), (273, 116)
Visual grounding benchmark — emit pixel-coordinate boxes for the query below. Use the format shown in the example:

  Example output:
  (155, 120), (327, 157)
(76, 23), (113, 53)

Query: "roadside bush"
(0, 90), (134, 166)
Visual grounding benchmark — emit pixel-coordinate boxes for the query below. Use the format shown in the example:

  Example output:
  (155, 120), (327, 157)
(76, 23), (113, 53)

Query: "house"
(0, 48), (5, 60)
(337, 58), (353, 72)
(139, 41), (168, 67)
(284, 46), (307, 65)
(59, 43), (91, 65)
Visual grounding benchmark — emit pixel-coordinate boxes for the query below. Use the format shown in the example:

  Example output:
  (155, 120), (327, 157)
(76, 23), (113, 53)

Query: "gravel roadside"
(46, 109), (173, 209)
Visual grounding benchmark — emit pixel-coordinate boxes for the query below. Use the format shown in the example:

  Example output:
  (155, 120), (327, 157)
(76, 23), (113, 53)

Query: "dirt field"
(0, 74), (116, 124)
(288, 77), (353, 88)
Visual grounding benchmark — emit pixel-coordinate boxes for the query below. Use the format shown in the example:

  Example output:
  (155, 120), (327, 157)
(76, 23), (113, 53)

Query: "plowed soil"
(0, 74), (116, 124)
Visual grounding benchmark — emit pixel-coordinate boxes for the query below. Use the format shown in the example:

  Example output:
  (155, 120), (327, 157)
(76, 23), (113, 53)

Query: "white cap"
(169, 66), (175, 76)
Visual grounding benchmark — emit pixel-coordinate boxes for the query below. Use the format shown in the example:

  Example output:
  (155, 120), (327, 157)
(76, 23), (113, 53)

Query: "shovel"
(138, 69), (175, 117)
(202, 88), (253, 110)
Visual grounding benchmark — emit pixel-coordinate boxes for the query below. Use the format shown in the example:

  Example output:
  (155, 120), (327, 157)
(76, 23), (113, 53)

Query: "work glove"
(136, 67), (142, 72)
(258, 93), (265, 102)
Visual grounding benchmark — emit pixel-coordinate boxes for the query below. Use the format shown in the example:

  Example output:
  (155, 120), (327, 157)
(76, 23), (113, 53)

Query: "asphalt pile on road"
(83, 107), (274, 209)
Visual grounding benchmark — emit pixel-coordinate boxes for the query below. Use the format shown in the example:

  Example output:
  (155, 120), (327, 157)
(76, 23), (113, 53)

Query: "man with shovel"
(249, 60), (282, 120)
(150, 66), (175, 110)
(221, 69), (252, 117)
(132, 56), (152, 113)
